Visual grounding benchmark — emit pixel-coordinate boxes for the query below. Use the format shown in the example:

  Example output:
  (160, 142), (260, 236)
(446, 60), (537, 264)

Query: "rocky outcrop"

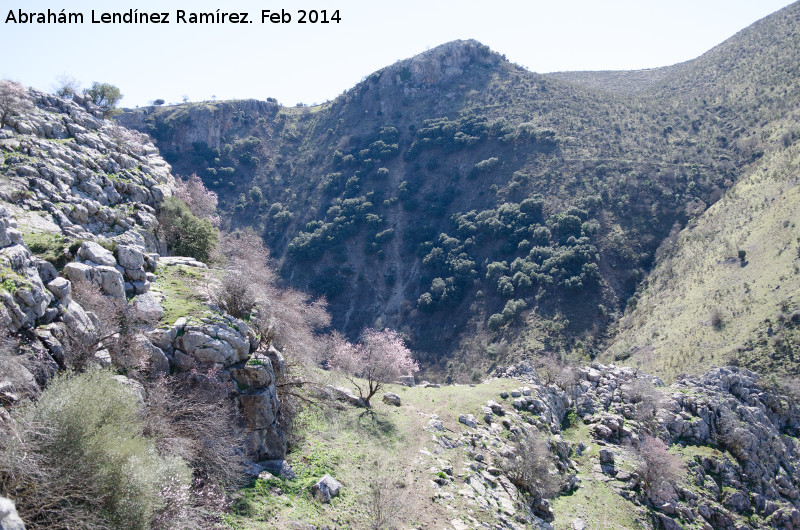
(117, 99), (280, 153)
(0, 215), (55, 331)
(0, 90), (287, 466)
(1, 89), (173, 252)
(378, 39), (500, 89)
(150, 315), (286, 460)
(486, 363), (800, 529)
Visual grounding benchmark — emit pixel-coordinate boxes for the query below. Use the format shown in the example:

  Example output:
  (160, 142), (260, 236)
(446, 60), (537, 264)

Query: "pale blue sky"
(0, 1), (794, 107)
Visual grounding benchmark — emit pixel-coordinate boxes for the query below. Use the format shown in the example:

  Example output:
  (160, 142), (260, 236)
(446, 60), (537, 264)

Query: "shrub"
(143, 374), (247, 491)
(497, 276), (514, 297)
(503, 431), (560, 499)
(54, 74), (81, 99)
(83, 82), (123, 117)
(0, 370), (192, 529)
(469, 157), (499, 178)
(623, 378), (663, 433)
(157, 196), (218, 262)
(710, 308), (724, 330)
(635, 435), (684, 504)
(487, 313), (505, 332)
(362, 458), (408, 530)
(535, 354), (577, 389)
(249, 185), (263, 203)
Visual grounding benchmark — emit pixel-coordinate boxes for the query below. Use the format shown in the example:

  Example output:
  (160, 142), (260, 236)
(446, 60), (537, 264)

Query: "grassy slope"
(225, 373), (650, 530)
(555, 421), (647, 529)
(604, 141), (800, 380)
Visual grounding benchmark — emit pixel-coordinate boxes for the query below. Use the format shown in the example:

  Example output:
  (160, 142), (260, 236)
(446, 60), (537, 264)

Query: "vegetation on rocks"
(4, 2), (800, 528)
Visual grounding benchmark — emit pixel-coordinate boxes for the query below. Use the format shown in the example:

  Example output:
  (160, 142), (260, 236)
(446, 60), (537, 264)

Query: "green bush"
(1, 370), (191, 529)
(157, 196), (218, 262)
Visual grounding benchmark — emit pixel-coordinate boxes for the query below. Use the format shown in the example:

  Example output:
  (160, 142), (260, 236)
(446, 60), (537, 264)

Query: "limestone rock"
(116, 244), (145, 270)
(230, 365), (273, 389)
(63, 262), (125, 299)
(383, 392), (402, 406)
(77, 241), (117, 267)
(46, 277), (71, 301)
(0, 496), (25, 530)
(239, 390), (278, 430)
(459, 414), (478, 428)
(131, 292), (163, 322)
(326, 385), (366, 407)
(258, 459), (297, 480)
(311, 475), (343, 503)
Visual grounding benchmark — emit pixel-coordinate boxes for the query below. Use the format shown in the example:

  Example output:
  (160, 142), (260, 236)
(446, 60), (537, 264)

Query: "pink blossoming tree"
(175, 173), (220, 226)
(329, 329), (419, 407)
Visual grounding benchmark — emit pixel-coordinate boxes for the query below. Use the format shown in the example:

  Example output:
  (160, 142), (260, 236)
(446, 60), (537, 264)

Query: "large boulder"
(131, 292), (163, 322)
(0, 496), (25, 530)
(77, 241), (117, 267)
(164, 316), (253, 370)
(115, 244), (145, 270)
(459, 414), (478, 428)
(63, 262), (125, 299)
(310, 475), (343, 503)
(383, 392), (402, 406)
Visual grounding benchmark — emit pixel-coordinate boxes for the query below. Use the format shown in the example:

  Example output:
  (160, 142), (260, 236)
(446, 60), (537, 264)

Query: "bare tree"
(635, 435), (684, 504)
(67, 280), (154, 373)
(0, 80), (32, 127)
(53, 74), (81, 98)
(623, 378), (663, 433)
(214, 230), (330, 364)
(535, 352), (577, 389)
(362, 459), (408, 530)
(503, 430), (560, 499)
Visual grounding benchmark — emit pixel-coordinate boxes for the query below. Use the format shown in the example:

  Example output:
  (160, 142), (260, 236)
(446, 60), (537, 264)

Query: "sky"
(0, 0), (794, 108)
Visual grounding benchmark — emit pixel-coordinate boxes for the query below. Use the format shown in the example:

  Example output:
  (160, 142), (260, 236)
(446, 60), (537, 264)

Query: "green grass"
(0, 265), (30, 294)
(225, 374), (525, 529)
(150, 263), (210, 325)
(19, 229), (72, 269)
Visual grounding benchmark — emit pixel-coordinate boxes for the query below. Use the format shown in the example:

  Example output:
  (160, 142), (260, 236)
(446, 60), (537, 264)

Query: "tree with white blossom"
(329, 329), (419, 407)
(0, 80), (31, 127)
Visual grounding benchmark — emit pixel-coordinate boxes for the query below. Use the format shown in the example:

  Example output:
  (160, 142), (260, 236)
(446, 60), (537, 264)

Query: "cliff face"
(116, 98), (281, 170)
(0, 89), (286, 462)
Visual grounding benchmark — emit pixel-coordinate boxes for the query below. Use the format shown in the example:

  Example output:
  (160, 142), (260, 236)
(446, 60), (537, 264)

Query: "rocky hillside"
(115, 2), (800, 383)
(0, 89), (292, 527)
(227, 361), (800, 530)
